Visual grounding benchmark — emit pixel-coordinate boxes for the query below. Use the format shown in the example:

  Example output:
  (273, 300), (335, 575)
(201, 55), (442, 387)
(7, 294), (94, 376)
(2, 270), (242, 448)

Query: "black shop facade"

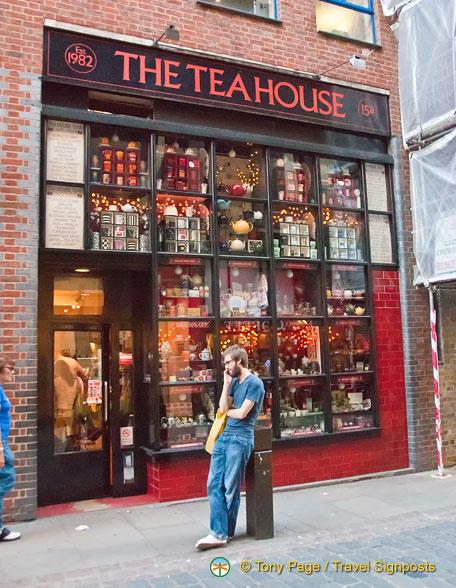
(37, 27), (406, 506)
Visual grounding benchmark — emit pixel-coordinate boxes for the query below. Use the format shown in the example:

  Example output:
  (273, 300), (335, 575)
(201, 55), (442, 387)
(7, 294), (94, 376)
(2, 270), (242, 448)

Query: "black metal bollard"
(245, 426), (274, 540)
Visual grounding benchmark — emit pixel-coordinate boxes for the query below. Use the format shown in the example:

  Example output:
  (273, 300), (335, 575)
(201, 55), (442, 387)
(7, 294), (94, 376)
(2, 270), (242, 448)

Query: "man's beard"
(230, 363), (242, 378)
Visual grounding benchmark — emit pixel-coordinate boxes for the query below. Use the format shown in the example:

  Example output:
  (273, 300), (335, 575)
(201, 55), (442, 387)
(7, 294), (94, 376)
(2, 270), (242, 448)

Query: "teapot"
(188, 339), (199, 353)
(231, 218), (253, 234)
(225, 184), (247, 197)
(199, 348), (211, 361)
(253, 210), (263, 221)
(228, 238), (245, 252)
(354, 306), (365, 315)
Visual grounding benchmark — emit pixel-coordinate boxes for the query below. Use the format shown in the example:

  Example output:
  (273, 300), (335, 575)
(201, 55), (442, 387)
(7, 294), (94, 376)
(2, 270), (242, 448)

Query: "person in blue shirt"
(0, 356), (21, 541)
(196, 345), (265, 550)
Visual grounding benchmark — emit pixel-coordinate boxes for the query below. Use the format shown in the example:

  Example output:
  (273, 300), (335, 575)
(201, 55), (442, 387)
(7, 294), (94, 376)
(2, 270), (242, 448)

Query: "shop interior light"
(153, 24), (180, 46)
(74, 268), (90, 273)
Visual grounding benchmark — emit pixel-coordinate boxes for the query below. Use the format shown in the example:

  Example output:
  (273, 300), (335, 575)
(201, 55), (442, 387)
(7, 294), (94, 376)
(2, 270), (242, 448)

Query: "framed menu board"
(46, 120), (85, 184)
(45, 185), (84, 249)
(365, 163), (389, 212)
(369, 214), (393, 264)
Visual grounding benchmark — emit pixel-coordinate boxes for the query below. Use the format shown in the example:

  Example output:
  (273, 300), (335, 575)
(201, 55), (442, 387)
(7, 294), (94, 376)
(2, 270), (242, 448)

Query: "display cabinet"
(326, 265), (367, 317)
(279, 379), (325, 438)
(277, 320), (322, 376)
(217, 199), (267, 255)
(320, 159), (362, 209)
(158, 320), (215, 384)
(219, 260), (269, 318)
(159, 384), (216, 449)
(275, 262), (321, 317)
(158, 258), (213, 318)
(271, 151), (316, 204)
(328, 319), (371, 374)
(331, 374), (374, 431)
(323, 209), (365, 261)
(272, 204), (318, 259)
(220, 320), (272, 377)
(215, 140), (267, 200)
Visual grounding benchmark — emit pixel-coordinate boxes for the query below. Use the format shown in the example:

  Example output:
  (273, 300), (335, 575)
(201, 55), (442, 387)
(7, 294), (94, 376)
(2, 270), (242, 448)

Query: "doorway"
(38, 269), (150, 506)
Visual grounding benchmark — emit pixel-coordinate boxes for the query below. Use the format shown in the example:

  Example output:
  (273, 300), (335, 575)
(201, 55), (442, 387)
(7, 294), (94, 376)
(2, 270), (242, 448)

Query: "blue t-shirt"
(224, 374), (265, 438)
(0, 384), (12, 441)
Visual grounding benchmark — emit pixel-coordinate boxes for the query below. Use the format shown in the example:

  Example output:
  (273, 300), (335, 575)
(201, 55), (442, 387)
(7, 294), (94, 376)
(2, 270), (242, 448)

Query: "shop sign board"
(44, 30), (390, 136)
(46, 119), (85, 184)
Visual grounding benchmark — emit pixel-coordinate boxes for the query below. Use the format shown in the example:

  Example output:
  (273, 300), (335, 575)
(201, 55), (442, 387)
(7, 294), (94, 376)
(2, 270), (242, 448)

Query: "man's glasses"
(5, 366), (15, 374)
(224, 360), (234, 367)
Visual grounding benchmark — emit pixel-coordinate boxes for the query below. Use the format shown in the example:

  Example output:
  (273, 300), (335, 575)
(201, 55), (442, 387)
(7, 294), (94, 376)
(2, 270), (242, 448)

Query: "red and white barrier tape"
(430, 305), (444, 476)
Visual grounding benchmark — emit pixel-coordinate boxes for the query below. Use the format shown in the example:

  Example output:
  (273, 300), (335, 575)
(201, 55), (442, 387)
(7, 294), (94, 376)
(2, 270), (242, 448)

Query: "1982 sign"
(65, 43), (97, 74)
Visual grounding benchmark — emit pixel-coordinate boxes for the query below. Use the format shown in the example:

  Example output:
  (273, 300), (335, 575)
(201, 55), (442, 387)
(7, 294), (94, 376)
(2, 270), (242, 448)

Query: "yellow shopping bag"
(205, 409), (228, 454)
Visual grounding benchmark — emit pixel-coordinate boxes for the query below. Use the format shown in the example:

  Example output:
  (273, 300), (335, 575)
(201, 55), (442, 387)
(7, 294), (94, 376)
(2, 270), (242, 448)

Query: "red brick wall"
(149, 270), (409, 502)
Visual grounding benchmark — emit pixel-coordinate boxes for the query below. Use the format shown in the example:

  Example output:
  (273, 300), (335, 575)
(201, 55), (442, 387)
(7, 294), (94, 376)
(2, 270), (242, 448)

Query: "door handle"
(103, 381), (109, 422)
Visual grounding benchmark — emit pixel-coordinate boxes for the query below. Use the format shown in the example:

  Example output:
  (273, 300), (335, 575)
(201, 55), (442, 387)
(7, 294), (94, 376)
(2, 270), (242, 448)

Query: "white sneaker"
(195, 533), (227, 550)
(0, 527), (21, 542)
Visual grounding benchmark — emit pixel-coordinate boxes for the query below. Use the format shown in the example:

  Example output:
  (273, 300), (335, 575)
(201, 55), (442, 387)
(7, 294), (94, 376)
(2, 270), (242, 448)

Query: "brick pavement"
(7, 500), (456, 587)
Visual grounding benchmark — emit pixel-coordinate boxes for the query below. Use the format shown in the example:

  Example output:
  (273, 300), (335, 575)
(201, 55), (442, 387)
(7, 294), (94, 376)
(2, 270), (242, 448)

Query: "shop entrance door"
(38, 327), (110, 504)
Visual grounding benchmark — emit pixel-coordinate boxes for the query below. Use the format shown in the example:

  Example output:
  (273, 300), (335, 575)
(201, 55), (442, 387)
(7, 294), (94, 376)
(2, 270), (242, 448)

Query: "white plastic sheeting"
(379, 0), (412, 17)
(395, 0), (456, 146)
(410, 128), (456, 285)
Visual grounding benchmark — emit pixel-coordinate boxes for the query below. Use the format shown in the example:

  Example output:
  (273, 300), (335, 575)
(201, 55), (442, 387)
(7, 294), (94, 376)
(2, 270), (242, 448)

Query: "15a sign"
(44, 29), (390, 136)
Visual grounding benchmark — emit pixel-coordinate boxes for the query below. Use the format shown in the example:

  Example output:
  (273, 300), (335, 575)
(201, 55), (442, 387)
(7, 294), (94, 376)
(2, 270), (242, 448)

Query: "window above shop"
(197, 0), (279, 21)
(316, 0), (376, 45)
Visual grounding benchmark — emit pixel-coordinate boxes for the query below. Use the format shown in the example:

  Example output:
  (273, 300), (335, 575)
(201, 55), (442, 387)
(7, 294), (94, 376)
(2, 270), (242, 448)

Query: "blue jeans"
(207, 432), (254, 540)
(0, 439), (15, 528)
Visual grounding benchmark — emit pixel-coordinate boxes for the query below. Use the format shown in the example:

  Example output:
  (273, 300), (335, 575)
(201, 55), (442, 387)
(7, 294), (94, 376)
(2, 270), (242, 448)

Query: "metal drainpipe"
(389, 135), (419, 466)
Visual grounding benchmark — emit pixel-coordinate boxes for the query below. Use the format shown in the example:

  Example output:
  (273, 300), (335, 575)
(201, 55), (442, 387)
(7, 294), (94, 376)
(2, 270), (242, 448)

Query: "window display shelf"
(323, 204), (364, 212)
(275, 256), (321, 262)
(91, 183), (151, 193)
(156, 189), (210, 199)
(328, 314), (371, 319)
(331, 370), (373, 377)
(217, 195), (268, 204)
(279, 373), (326, 380)
(277, 315), (324, 320)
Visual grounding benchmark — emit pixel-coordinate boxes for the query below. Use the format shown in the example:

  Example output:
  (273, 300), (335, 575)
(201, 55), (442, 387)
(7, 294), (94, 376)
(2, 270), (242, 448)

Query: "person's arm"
(219, 369), (234, 414)
(227, 398), (255, 420)
(0, 400), (4, 469)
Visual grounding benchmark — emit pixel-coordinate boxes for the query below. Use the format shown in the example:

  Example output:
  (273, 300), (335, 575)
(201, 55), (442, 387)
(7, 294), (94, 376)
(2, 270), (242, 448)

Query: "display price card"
(45, 185), (84, 249)
(46, 120), (85, 183)
(365, 163), (388, 212)
(369, 214), (393, 264)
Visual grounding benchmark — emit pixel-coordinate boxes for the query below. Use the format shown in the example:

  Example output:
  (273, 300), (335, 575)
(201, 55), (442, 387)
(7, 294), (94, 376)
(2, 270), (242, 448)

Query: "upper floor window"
(316, 0), (375, 45)
(199, 0), (278, 20)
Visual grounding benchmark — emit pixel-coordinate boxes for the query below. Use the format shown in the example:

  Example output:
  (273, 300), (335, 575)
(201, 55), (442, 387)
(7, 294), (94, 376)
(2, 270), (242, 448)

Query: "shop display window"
(215, 140), (266, 199)
(277, 320), (322, 376)
(159, 320), (215, 384)
(158, 259), (213, 318)
(160, 384), (216, 449)
(90, 188), (151, 252)
(156, 135), (210, 194)
(157, 196), (211, 254)
(272, 204), (318, 259)
(119, 330), (135, 434)
(326, 265), (367, 317)
(220, 260), (269, 318)
(320, 159), (362, 209)
(323, 209), (365, 261)
(275, 263), (321, 317)
(279, 380), (325, 437)
(90, 133), (149, 188)
(331, 374), (374, 431)
(271, 151), (316, 204)
(53, 275), (104, 315)
(220, 320), (271, 377)
(217, 199), (267, 255)
(328, 320), (371, 374)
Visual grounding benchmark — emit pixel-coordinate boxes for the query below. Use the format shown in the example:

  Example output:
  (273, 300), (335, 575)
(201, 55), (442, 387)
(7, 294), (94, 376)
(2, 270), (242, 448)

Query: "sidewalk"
(1, 468), (456, 587)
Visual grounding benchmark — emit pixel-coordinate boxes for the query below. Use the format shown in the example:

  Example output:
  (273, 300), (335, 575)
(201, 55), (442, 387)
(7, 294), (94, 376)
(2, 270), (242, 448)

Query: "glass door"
(38, 327), (110, 505)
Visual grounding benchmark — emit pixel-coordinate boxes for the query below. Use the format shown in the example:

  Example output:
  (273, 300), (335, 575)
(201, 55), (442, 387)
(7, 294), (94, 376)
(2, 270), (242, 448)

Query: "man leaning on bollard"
(196, 344), (265, 550)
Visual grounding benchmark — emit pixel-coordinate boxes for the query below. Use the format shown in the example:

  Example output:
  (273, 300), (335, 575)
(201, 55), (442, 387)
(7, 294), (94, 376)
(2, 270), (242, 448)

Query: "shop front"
(37, 27), (408, 506)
